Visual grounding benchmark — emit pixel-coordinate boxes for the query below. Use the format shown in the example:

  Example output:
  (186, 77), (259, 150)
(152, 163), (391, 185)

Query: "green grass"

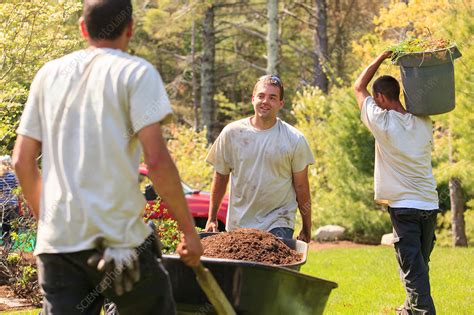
(2, 246), (472, 315)
(301, 245), (474, 315)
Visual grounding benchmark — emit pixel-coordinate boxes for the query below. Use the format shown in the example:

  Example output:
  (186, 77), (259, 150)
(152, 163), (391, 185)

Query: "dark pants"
(388, 207), (438, 315)
(269, 227), (294, 239)
(37, 234), (176, 315)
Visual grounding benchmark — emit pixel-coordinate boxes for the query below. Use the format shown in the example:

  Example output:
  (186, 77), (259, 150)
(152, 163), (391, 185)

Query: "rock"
(314, 225), (345, 241)
(381, 233), (395, 246)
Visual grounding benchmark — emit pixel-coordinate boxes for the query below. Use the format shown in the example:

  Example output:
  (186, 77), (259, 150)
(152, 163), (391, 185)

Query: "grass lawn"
(301, 245), (474, 315)
(2, 245), (472, 315)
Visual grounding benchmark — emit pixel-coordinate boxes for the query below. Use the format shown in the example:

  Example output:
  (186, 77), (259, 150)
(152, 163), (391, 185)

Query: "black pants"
(37, 234), (176, 315)
(388, 207), (438, 315)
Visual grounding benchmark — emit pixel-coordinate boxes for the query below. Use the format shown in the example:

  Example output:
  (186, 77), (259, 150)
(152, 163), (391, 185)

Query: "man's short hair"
(372, 75), (400, 101)
(83, 0), (133, 40)
(253, 75), (284, 100)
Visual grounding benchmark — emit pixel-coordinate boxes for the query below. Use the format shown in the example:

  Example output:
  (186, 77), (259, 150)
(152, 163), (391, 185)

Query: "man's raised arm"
(354, 51), (392, 110)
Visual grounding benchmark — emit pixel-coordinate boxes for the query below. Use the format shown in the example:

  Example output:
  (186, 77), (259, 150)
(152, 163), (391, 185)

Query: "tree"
(200, 4), (216, 142)
(266, 0), (279, 74)
(313, 0), (328, 93)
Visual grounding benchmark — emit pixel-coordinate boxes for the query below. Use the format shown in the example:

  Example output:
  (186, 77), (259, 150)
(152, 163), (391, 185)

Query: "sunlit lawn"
(2, 245), (473, 315)
(302, 245), (474, 315)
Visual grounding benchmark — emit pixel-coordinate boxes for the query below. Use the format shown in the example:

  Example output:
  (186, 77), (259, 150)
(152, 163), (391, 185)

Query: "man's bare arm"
(12, 135), (42, 219)
(205, 171), (229, 232)
(354, 51), (392, 110)
(293, 166), (312, 243)
(138, 123), (202, 266)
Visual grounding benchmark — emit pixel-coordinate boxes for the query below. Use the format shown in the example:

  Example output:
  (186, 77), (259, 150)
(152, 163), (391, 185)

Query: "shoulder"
(222, 118), (250, 134)
(363, 96), (386, 116)
(124, 54), (156, 72)
(407, 114), (433, 131)
(113, 52), (157, 74)
(278, 119), (306, 140)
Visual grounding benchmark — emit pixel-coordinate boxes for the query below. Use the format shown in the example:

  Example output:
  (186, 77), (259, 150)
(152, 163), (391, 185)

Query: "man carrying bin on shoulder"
(354, 51), (439, 315)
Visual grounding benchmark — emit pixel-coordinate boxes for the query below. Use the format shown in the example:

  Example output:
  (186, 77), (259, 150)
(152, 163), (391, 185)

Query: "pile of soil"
(201, 228), (302, 265)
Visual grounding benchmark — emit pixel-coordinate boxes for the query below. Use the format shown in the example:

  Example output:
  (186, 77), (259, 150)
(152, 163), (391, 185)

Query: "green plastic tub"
(394, 45), (462, 115)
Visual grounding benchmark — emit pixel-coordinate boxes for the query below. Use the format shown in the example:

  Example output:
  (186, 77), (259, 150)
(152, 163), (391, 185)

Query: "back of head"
(83, 0), (133, 40)
(372, 75), (400, 101)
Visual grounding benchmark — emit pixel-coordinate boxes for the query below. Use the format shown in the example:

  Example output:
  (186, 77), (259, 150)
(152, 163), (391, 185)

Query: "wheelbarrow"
(161, 235), (337, 315)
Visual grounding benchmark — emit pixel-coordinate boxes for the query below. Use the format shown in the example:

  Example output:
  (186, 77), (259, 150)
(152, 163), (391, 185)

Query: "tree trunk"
(201, 5), (216, 143)
(313, 0), (329, 93)
(448, 127), (468, 247)
(266, 0), (279, 75)
(449, 177), (468, 247)
(191, 17), (200, 132)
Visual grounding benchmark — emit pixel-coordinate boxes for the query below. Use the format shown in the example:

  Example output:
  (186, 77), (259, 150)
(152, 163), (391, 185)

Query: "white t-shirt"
(206, 118), (315, 231)
(17, 48), (173, 255)
(361, 96), (438, 209)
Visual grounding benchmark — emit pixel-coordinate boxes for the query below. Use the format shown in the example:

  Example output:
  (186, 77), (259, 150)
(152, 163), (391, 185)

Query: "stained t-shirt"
(360, 96), (438, 208)
(17, 48), (172, 254)
(206, 118), (315, 231)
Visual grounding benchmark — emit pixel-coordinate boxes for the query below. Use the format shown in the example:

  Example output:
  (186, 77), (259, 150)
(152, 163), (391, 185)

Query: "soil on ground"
(201, 228), (302, 265)
(0, 285), (32, 311)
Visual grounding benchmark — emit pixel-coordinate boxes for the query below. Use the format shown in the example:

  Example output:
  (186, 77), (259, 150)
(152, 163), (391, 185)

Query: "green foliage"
(145, 201), (202, 254)
(6, 253), (21, 265)
(436, 210), (474, 247)
(151, 215), (180, 255)
(144, 197), (180, 254)
(215, 92), (250, 127)
(303, 246), (474, 314)
(16, 265), (36, 290)
(293, 87), (391, 243)
(166, 124), (213, 191)
(388, 36), (453, 54)
(0, 0), (82, 154)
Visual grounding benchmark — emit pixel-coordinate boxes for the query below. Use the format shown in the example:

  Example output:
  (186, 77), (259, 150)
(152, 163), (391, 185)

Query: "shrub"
(166, 124), (213, 191)
(436, 209), (474, 247)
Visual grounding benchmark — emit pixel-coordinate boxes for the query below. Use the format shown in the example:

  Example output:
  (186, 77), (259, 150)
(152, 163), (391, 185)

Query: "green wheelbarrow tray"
(162, 254), (337, 315)
(162, 255), (337, 315)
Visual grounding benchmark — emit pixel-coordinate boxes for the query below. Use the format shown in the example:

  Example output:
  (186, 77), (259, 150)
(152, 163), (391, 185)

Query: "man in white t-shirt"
(205, 75), (315, 242)
(12, 0), (202, 314)
(354, 52), (439, 315)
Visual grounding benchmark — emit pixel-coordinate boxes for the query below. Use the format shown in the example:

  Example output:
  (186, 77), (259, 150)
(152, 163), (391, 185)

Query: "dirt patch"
(201, 228), (302, 265)
(309, 240), (376, 251)
(0, 285), (34, 311)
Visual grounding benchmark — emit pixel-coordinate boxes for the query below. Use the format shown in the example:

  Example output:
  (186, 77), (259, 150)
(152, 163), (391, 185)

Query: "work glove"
(88, 241), (140, 296)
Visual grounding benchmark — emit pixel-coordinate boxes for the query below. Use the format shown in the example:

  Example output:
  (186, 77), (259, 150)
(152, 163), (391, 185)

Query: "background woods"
(1, 0), (472, 246)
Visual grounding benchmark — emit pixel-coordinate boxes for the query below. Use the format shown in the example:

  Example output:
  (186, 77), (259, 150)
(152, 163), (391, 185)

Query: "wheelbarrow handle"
(191, 262), (236, 315)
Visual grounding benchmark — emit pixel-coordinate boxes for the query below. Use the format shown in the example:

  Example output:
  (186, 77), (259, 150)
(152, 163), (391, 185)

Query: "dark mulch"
(201, 228), (302, 265)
